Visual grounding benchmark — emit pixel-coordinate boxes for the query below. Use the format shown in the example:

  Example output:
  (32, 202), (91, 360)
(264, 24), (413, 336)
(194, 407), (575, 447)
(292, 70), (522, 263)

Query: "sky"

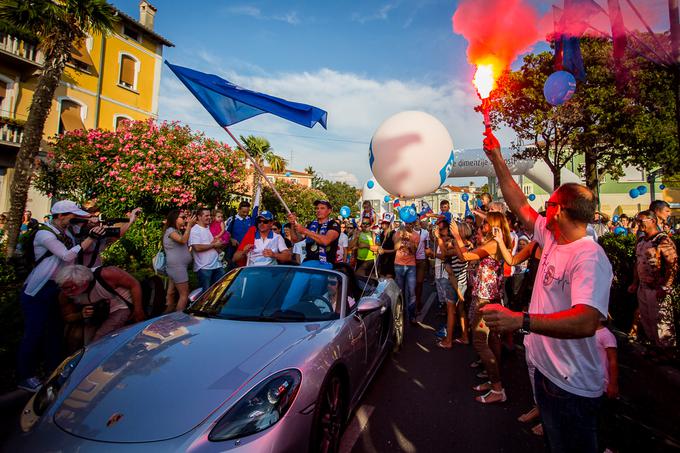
(109, 0), (666, 189)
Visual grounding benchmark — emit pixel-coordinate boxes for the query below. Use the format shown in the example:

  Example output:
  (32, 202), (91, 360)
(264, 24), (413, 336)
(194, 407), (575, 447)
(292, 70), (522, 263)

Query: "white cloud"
(158, 64), (516, 189)
(326, 171), (360, 187)
(351, 3), (397, 23)
(225, 5), (301, 25)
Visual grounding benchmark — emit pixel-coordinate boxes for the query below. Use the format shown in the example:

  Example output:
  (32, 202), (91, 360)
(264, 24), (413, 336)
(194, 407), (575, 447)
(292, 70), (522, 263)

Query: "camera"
(86, 217), (127, 239)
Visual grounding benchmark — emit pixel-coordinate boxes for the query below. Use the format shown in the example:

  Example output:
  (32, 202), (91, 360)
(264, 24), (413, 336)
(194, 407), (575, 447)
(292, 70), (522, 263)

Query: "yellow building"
(0, 1), (173, 217)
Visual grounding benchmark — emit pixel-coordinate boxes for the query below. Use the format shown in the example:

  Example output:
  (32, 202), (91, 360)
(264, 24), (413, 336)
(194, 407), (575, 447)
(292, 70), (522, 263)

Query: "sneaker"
(435, 327), (447, 338)
(18, 377), (43, 393)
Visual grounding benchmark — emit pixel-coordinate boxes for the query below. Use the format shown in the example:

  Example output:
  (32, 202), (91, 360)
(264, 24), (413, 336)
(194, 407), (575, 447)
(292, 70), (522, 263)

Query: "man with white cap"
(17, 200), (105, 392)
(233, 211), (291, 266)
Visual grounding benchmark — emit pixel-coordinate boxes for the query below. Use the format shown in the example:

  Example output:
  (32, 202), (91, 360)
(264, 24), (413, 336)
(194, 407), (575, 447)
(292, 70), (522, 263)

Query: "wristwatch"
(519, 312), (531, 335)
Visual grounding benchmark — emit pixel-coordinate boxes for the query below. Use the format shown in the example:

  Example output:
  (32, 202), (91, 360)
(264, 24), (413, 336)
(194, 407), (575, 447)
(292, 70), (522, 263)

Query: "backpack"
(93, 267), (167, 320)
(13, 223), (69, 279)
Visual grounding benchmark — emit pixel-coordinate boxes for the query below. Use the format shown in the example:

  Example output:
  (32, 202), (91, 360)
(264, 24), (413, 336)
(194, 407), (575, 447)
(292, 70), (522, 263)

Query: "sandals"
(469, 359), (482, 368)
(518, 406), (539, 423)
(473, 381), (492, 391)
(454, 338), (469, 345)
(531, 423), (544, 436)
(476, 370), (488, 379)
(436, 341), (452, 349)
(475, 388), (507, 404)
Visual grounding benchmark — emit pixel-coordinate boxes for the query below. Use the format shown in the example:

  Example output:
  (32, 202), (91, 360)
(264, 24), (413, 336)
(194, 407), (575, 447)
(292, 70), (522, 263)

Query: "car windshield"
(187, 267), (343, 322)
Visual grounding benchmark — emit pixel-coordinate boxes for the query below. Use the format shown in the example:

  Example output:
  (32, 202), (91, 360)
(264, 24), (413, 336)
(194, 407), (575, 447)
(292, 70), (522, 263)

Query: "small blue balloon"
(543, 71), (577, 106)
(285, 171), (291, 177)
(660, 184), (666, 190)
(461, 193), (469, 202)
(340, 206), (351, 218)
(399, 206), (417, 223)
(614, 226), (627, 235)
(612, 215), (620, 223)
(384, 195), (391, 203)
(528, 194), (536, 201)
(629, 188), (640, 199)
(637, 185), (647, 195)
(367, 180), (375, 189)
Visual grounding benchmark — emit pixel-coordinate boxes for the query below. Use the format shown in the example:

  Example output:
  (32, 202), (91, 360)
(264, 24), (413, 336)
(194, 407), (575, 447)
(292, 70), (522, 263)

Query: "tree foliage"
(35, 119), (248, 217)
(315, 179), (360, 213)
(261, 180), (327, 223)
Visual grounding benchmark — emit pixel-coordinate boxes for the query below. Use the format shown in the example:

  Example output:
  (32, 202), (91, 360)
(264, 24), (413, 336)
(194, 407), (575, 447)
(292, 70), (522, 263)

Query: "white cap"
(51, 200), (89, 217)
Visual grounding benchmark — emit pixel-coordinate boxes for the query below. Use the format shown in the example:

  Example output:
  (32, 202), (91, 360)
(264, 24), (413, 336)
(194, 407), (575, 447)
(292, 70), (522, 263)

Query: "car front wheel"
(310, 373), (346, 453)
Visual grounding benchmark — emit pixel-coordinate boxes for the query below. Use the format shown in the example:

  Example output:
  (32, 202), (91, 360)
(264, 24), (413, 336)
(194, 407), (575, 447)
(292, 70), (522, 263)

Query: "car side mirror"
(188, 288), (203, 303)
(356, 297), (385, 315)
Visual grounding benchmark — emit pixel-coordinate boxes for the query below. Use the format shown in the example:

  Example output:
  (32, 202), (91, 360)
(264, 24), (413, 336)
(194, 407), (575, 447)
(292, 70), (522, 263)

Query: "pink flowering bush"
(35, 119), (248, 217)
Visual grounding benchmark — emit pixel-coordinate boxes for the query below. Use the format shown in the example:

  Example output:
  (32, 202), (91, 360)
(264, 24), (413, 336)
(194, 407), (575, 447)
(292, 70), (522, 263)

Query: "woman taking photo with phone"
(450, 212), (512, 404)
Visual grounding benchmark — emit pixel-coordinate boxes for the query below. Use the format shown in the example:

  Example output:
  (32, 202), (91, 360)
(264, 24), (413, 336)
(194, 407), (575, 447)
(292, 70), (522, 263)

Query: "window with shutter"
(119, 55), (136, 89)
(59, 101), (86, 134)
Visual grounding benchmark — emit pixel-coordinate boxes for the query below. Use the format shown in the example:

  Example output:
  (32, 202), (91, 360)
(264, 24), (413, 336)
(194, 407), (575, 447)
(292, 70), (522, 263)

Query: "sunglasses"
(361, 223), (370, 226)
(328, 280), (338, 286)
(258, 219), (272, 224)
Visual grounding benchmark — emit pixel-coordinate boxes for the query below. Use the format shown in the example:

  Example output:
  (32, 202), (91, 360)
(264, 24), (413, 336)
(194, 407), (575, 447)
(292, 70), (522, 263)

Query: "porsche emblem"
(106, 413), (124, 427)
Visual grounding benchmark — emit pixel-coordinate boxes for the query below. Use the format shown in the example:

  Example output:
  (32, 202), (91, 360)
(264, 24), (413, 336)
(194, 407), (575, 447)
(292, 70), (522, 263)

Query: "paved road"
(341, 285), (546, 453)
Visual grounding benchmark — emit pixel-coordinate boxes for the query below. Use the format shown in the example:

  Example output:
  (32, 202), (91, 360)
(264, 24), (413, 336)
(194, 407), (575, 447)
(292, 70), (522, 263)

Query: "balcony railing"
(0, 118), (24, 146)
(0, 33), (43, 66)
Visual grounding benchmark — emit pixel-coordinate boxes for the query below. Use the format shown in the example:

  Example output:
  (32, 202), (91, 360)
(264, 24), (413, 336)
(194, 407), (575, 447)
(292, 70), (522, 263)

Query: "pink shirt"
(210, 220), (231, 243)
(395, 231), (419, 266)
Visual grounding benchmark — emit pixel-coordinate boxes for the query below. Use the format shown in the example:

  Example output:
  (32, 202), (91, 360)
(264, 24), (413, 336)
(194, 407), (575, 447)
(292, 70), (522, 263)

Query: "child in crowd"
(361, 200), (377, 226)
(210, 209), (231, 246)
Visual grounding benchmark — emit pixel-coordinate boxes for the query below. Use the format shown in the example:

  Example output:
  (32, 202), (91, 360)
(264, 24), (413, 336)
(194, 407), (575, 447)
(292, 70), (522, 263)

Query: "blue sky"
(108, 0), (603, 188)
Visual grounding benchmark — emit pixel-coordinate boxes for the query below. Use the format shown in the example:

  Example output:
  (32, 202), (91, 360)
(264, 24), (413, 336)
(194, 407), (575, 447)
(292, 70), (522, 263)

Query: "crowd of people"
(9, 129), (678, 453)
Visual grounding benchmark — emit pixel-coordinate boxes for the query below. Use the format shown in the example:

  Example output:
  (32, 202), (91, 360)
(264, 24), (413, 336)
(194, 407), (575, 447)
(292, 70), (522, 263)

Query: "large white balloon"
(369, 111), (454, 198)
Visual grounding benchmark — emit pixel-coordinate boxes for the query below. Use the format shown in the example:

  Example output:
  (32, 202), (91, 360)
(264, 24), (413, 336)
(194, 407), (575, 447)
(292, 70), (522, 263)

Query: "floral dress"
(471, 255), (503, 301)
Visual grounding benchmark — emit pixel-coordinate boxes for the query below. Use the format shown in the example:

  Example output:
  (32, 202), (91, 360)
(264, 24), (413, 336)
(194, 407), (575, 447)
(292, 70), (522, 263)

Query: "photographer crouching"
(56, 264), (144, 353)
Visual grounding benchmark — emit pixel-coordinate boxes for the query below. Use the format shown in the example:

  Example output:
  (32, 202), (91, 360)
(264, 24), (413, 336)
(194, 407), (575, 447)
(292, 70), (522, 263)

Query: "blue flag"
(165, 61), (328, 129)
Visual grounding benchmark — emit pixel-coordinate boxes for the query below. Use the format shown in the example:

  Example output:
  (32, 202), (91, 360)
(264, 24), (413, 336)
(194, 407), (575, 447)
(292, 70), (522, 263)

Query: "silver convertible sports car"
(9, 264), (404, 453)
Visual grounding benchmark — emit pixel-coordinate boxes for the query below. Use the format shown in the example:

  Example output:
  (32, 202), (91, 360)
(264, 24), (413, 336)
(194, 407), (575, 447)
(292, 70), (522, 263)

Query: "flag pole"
(223, 126), (292, 215)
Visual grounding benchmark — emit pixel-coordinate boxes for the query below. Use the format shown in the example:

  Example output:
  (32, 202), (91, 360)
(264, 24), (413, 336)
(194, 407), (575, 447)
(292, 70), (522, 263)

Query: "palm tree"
(0, 0), (117, 255)
(239, 135), (287, 198)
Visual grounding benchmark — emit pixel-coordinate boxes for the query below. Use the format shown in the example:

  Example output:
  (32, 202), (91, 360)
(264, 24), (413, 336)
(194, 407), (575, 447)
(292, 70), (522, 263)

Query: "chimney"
(139, 0), (157, 29)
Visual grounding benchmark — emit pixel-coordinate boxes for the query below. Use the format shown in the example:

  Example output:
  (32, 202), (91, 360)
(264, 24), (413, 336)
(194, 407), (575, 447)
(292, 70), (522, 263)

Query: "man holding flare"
(479, 129), (613, 453)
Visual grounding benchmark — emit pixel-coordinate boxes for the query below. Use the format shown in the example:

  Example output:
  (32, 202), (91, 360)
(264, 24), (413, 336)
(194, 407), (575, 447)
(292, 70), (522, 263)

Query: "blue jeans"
(534, 368), (601, 453)
(395, 265), (416, 320)
(17, 280), (63, 380)
(197, 266), (226, 292)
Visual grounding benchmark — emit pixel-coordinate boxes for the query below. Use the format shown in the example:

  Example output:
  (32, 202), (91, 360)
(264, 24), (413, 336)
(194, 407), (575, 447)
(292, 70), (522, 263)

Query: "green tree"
(0, 0), (117, 255)
(304, 165), (323, 189)
(316, 179), (360, 213)
(261, 180), (327, 222)
(240, 135), (287, 198)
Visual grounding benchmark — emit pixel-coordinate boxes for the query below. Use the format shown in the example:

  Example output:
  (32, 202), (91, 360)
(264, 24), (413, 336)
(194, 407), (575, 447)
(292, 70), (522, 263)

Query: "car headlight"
(209, 369), (302, 442)
(34, 350), (83, 416)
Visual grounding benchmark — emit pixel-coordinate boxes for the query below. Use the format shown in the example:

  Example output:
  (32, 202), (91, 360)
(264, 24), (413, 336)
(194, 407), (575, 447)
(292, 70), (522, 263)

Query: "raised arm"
(483, 130), (538, 232)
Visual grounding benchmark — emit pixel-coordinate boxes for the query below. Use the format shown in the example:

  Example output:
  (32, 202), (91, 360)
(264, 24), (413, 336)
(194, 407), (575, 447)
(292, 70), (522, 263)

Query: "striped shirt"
(449, 255), (468, 287)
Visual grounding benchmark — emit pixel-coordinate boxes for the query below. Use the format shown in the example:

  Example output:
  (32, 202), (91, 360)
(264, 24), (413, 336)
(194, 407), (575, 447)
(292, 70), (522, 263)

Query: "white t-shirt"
(524, 215), (613, 398)
(595, 327), (617, 386)
(293, 240), (307, 263)
(247, 231), (288, 266)
(415, 229), (429, 260)
(189, 224), (221, 271)
(336, 232), (349, 262)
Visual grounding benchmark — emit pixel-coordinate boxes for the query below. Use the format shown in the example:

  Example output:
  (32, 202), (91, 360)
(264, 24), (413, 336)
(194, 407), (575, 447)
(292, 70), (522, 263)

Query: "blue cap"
(258, 210), (273, 221)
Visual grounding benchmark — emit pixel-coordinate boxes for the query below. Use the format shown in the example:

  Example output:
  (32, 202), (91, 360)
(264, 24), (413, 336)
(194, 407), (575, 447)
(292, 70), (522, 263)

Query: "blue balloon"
(612, 215), (620, 223)
(543, 71), (577, 106)
(629, 188), (640, 199)
(528, 194), (536, 201)
(399, 206), (417, 223)
(461, 193), (469, 202)
(637, 185), (647, 195)
(384, 195), (391, 203)
(614, 226), (627, 235)
(660, 184), (666, 190)
(367, 180), (375, 189)
(285, 171), (291, 177)
(477, 199), (483, 208)
(339, 206), (351, 218)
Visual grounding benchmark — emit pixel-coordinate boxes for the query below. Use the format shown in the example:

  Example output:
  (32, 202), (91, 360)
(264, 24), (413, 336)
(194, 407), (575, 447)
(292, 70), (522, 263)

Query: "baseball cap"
(51, 200), (89, 217)
(257, 210), (274, 221)
(313, 199), (332, 209)
(381, 212), (394, 223)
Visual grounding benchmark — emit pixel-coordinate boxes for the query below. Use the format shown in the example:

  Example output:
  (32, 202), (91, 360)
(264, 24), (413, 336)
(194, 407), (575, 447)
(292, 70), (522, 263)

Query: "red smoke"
(452, 0), (542, 72)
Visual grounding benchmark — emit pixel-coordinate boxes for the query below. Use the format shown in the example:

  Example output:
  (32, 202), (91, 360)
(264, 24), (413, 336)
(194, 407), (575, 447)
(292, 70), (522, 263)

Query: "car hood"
(54, 312), (329, 442)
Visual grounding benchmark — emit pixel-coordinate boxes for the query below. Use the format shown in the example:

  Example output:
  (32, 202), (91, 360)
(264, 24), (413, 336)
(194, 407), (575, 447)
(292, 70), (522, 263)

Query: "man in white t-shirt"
(478, 130), (613, 453)
(233, 211), (291, 266)
(189, 208), (226, 291)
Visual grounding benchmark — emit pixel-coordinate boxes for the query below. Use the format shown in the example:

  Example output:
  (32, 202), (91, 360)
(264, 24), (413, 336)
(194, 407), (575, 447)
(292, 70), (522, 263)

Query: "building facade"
(0, 1), (173, 217)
